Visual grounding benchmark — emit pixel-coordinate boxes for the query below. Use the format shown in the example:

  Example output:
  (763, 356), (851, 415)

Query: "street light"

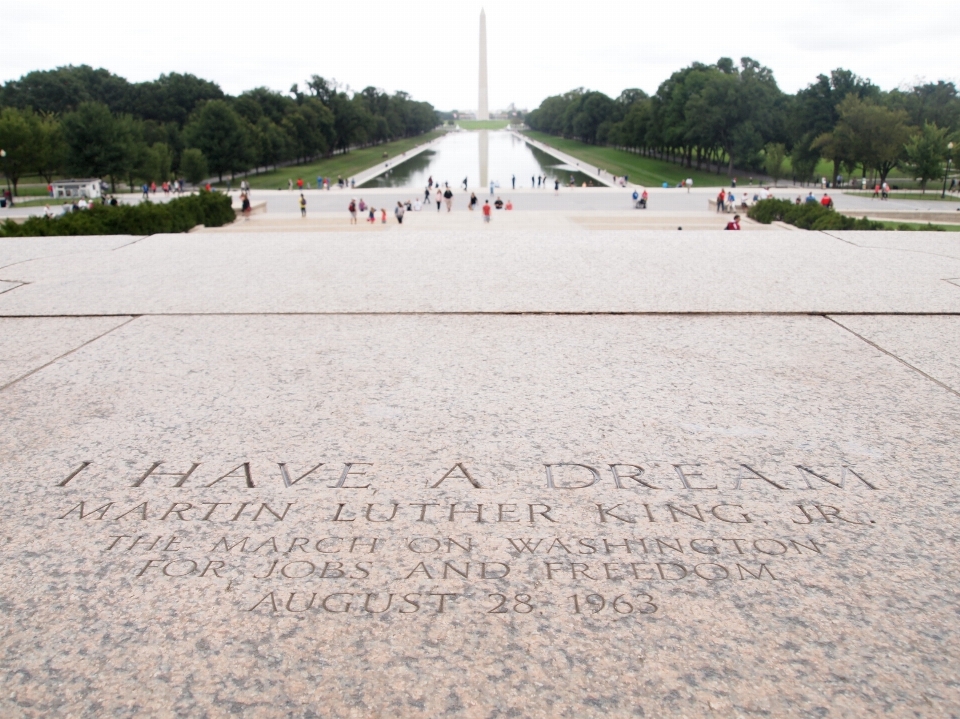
(943, 142), (955, 199)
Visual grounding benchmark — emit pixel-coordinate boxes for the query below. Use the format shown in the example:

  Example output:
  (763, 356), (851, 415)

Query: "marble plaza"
(1, 223), (959, 717)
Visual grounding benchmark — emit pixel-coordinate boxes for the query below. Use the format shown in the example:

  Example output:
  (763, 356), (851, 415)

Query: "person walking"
(424, 186), (431, 204)
(348, 199), (358, 224)
(435, 187), (443, 212)
(288, 178), (293, 191)
(511, 174), (515, 189)
(469, 192), (478, 211)
(462, 177), (468, 191)
(716, 189), (726, 212)
(299, 194), (307, 217)
(395, 201), (405, 224)
(241, 193), (251, 221)
(554, 179), (559, 194)
(482, 199), (492, 223)
(381, 207), (387, 224)
(531, 175), (535, 188)
(443, 186), (453, 212)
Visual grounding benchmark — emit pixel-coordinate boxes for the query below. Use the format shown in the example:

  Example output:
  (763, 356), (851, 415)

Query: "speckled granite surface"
(1, 312), (958, 717)
(0, 230), (959, 314)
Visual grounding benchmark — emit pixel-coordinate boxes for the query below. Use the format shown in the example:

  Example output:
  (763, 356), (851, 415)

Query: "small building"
(52, 179), (102, 200)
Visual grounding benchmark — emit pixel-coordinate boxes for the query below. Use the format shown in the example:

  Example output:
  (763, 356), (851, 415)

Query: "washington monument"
(478, 9), (489, 120)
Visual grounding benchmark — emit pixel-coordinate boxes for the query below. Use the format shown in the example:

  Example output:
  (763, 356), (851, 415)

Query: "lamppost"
(0, 149), (8, 195)
(943, 142), (955, 199)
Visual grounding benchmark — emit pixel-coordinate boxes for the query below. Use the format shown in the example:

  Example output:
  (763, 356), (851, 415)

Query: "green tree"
(184, 100), (248, 181)
(763, 143), (787, 185)
(62, 102), (132, 188)
(903, 122), (949, 192)
(835, 95), (912, 183)
(180, 148), (208, 185)
(33, 112), (67, 184)
(0, 107), (37, 195)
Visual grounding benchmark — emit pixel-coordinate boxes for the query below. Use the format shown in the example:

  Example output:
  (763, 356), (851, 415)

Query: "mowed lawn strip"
(522, 131), (729, 187)
(238, 130), (446, 190)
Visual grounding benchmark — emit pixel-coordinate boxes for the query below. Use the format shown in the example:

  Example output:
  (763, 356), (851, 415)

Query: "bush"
(747, 199), (883, 231)
(0, 190), (235, 237)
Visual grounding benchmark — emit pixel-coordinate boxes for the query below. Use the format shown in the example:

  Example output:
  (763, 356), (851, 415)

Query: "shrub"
(0, 190), (235, 237)
(747, 199), (883, 231)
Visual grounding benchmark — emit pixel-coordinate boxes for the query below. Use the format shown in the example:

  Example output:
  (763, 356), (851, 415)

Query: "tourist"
(359, 198), (367, 212)
(381, 208), (387, 224)
(482, 199), (492, 223)
(732, 177), (737, 188)
(337, 175), (343, 188)
(443, 186), (454, 211)
(716, 189), (726, 212)
(348, 199), (358, 224)
(641, 189), (648, 208)
(435, 187), (443, 212)
(367, 206), (376, 223)
(505, 199), (513, 210)
(150, 182), (156, 194)
(881, 181), (890, 200)
(494, 197), (504, 209)
(288, 179), (293, 191)
(725, 214), (741, 230)
(469, 192), (478, 211)
(726, 191), (736, 211)
(463, 177), (468, 191)
(489, 181), (495, 196)
(299, 194), (306, 217)
(413, 198), (422, 211)
(405, 200), (412, 211)
(428, 176), (434, 189)
(395, 201), (405, 224)
(805, 192), (817, 204)
(424, 186), (430, 204)
(511, 174), (515, 189)
(142, 183), (149, 199)
(873, 183), (881, 198)
(821, 193), (833, 208)
(531, 175), (535, 188)
(43, 204), (52, 218)
(554, 180), (559, 194)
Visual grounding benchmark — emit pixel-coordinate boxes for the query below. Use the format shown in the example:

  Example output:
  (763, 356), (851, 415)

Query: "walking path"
(512, 131), (620, 187)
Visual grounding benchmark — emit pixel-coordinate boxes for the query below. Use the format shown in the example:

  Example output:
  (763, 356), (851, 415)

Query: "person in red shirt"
(716, 189), (726, 213)
(820, 193), (832, 208)
(482, 200), (492, 223)
(724, 214), (741, 230)
(297, 178), (303, 190)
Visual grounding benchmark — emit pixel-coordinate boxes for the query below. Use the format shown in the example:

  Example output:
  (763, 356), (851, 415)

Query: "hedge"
(0, 191), (235, 237)
(747, 199), (883, 231)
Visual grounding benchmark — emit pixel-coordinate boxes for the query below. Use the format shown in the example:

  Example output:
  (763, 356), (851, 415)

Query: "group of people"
(346, 189), (512, 225)
(286, 175), (356, 192)
(140, 180), (185, 198)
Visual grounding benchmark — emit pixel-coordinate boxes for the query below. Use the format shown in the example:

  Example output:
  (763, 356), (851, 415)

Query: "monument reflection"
(361, 131), (594, 190)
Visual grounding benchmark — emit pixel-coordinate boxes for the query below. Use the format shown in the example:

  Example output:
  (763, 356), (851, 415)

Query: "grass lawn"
(456, 120), (511, 130)
(235, 131), (445, 190)
(523, 131), (734, 187)
(872, 220), (960, 232)
(845, 191), (960, 202)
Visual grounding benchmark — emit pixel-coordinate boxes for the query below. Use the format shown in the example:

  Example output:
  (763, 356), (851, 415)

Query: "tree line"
(526, 58), (960, 188)
(0, 65), (438, 193)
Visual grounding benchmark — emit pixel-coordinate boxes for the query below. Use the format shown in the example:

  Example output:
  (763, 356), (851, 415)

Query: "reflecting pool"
(361, 130), (595, 189)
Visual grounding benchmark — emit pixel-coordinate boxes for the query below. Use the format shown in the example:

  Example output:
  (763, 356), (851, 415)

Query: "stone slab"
(1, 230), (959, 315)
(829, 315), (960, 393)
(0, 316), (132, 388)
(1, 313), (958, 717)
(0, 235), (137, 271)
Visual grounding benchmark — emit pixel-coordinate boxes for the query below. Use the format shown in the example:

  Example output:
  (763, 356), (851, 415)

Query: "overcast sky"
(5, 1), (958, 112)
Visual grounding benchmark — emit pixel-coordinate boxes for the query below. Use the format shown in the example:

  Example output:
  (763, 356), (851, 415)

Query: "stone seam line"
(824, 314), (960, 400)
(0, 315), (138, 393)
